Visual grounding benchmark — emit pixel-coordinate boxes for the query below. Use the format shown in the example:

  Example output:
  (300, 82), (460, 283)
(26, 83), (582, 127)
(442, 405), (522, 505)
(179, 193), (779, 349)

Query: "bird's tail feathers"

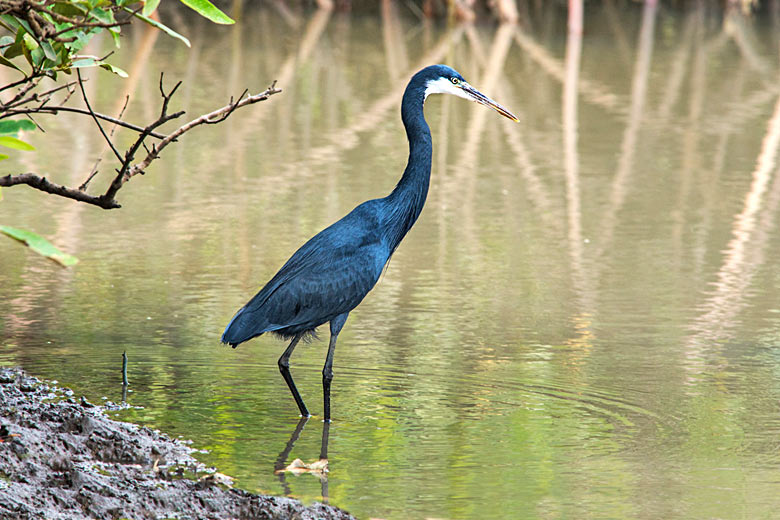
(221, 308), (264, 347)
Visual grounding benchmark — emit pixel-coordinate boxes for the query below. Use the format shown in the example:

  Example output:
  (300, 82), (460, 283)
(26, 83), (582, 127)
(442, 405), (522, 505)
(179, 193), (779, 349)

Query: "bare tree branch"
(0, 80), (283, 209)
(76, 69), (123, 163)
(0, 173), (121, 209)
(125, 81), (281, 181)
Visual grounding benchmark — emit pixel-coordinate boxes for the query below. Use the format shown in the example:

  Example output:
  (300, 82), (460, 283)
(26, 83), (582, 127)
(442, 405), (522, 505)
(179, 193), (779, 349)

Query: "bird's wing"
(227, 202), (389, 338)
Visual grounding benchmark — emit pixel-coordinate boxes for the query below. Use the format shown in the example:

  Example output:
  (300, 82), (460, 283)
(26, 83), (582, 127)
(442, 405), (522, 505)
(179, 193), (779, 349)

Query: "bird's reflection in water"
(274, 417), (330, 502)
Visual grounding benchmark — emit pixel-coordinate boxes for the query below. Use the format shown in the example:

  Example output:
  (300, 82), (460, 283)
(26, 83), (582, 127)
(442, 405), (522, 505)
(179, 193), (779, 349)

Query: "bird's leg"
(278, 333), (310, 417)
(323, 313), (349, 422)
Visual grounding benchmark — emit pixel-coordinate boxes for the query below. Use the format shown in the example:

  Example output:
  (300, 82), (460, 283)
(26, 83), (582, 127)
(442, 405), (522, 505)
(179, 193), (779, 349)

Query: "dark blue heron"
(222, 64), (518, 421)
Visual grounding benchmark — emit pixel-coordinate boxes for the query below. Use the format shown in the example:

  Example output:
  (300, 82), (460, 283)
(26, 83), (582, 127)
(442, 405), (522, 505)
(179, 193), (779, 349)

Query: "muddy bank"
(0, 367), (354, 520)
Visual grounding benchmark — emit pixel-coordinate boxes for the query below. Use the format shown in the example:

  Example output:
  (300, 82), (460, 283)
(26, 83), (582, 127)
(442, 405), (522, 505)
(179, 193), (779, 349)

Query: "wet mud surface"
(0, 367), (355, 520)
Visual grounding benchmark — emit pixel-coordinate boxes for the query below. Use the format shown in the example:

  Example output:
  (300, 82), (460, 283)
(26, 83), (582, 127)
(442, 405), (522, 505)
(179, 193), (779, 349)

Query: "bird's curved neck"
(385, 86), (432, 251)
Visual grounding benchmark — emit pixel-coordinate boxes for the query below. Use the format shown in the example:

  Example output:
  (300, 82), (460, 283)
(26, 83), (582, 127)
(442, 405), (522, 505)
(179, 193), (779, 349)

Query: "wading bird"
(222, 65), (518, 421)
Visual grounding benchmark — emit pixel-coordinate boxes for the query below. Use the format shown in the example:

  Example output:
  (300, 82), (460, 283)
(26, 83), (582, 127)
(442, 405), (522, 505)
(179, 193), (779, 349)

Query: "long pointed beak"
(461, 82), (519, 122)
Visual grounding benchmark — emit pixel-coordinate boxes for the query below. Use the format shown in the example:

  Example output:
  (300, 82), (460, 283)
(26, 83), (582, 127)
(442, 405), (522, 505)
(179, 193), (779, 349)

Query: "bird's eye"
(450, 77), (460, 85)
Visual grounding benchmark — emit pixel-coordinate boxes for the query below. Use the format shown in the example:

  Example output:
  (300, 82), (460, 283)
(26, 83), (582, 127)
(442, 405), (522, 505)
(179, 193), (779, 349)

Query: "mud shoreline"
(0, 367), (355, 520)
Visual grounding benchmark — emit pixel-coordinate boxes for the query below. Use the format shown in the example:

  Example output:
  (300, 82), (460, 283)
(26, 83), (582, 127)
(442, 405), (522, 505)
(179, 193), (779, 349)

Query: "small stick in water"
(122, 351), (129, 386)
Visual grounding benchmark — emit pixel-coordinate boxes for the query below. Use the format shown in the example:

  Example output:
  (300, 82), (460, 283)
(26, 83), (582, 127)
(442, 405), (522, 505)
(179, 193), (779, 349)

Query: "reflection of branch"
(0, 80), (282, 209)
(655, 10), (697, 121)
(594, 0), (657, 261)
(688, 94), (780, 348)
(513, 26), (625, 116)
(381, 0), (409, 80)
(723, 9), (772, 77)
(564, 0), (589, 307)
(265, 27), (465, 190)
(457, 23), (514, 171)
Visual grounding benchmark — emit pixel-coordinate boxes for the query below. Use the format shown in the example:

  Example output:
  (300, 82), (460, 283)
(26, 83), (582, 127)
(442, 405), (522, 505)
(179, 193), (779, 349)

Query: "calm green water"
(3, 3), (780, 519)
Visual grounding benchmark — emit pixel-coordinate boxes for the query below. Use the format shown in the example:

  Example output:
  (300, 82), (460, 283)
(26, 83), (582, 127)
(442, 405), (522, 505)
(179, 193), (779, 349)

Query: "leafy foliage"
(0, 225), (78, 266)
(0, 0), (233, 79)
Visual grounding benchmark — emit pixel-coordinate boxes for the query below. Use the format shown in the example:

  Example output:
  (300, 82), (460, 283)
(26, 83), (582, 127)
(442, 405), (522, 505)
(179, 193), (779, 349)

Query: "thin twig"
(77, 69), (123, 162)
(0, 73), (45, 95)
(110, 95), (131, 137)
(79, 158), (101, 192)
(1, 105), (168, 139)
(102, 75), (186, 202)
(2, 79), (76, 111)
(125, 81), (281, 181)
(205, 89), (249, 125)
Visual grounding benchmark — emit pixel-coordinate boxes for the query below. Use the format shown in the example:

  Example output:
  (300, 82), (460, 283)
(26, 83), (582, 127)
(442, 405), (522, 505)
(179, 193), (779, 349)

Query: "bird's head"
(417, 64), (519, 122)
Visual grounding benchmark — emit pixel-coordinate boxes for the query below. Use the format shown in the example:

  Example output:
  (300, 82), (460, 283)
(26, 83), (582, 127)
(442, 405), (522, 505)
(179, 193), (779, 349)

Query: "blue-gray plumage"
(222, 64), (518, 421)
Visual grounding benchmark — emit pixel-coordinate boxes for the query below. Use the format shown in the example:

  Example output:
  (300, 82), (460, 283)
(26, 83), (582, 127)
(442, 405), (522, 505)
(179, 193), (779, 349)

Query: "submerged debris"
(277, 458), (330, 475)
(0, 367), (354, 520)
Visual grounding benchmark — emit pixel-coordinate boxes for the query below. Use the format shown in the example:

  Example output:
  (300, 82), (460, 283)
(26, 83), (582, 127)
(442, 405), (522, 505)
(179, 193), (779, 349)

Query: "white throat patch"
(424, 77), (473, 101)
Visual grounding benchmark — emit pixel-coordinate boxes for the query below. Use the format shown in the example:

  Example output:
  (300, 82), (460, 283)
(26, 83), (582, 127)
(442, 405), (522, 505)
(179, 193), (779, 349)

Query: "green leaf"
(40, 40), (57, 62)
(89, 7), (114, 24)
(30, 46), (45, 68)
(0, 15), (21, 31)
(21, 41), (33, 67)
(143, 0), (161, 16)
(0, 120), (36, 136)
(179, 0), (235, 24)
(0, 226), (79, 267)
(0, 35), (14, 47)
(16, 19), (36, 41)
(66, 31), (91, 53)
(126, 8), (191, 47)
(100, 62), (128, 77)
(51, 1), (88, 17)
(0, 54), (23, 72)
(109, 26), (121, 48)
(70, 57), (96, 68)
(0, 154), (9, 161)
(22, 33), (38, 51)
(0, 136), (35, 151)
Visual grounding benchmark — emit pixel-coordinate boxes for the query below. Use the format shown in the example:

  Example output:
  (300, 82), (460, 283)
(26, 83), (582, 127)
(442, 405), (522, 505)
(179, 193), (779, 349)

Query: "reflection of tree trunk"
(656, 10), (696, 121)
(454, 24), (514, 260)
(435, 82), (452, 290)
(263, 27), (466, 195)
(492, 0), (519, 23)
(458, 24), (515, 172)
(115, 22), (160, 127)
(687, 95), (780, 356)
(564, 0), (590, 309)
(670, 9), (704, 277)
(723, 7), (771, 78)
(513, 26), (625, 116)
(381, 0), (408, 81)
(594, 0), (657, 262)
(270, 0), (301, 29)
(496, 83), (561, 232)
(692, 63), (747, 279)
(228, 0), (252, 288)
(602, 0), (632, 68)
